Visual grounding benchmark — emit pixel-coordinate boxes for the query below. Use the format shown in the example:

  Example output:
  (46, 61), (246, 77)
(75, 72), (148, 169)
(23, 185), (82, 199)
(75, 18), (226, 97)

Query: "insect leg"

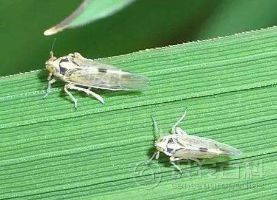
(149, 152), (157, 161)
(47, 73), (52, 81)
(189, 158), (202, 166)
(171, 111), (187, 134)
(43, 78), (56, 98)
(155, 151), (160, 159)
(66, 84), (105, 104)
(170, 156), (182, 172)
(147, 151), (158, 164)
(64, 84), (78, 108)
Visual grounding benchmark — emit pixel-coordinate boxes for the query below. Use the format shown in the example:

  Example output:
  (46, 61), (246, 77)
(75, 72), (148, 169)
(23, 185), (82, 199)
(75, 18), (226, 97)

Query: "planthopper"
(150, 112), (241, 172)
(44, 52), (148, 108)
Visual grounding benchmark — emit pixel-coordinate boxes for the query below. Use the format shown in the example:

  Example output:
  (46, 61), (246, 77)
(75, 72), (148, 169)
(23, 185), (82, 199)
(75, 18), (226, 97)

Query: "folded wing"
(64, 62), (148, 90)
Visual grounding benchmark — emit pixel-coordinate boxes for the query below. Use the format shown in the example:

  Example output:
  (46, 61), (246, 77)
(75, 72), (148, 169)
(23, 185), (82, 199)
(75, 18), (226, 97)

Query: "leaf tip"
(44, 27), (62, 36)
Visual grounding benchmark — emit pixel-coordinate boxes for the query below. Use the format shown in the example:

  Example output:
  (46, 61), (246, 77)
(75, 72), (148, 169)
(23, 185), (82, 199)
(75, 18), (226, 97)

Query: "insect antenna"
(50, 38), (57, 59)
(151, 116), (161, 140)
(148, 116), (161, 162)
(172, 111), (187, 134)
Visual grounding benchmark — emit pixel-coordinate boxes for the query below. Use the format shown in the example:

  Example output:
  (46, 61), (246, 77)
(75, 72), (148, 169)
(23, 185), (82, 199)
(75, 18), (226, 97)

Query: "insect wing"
(174, 134), (241, 158)
(211, 140), (241, 157)
(72, 55), (118, 70)
(64, 59), (148, 90)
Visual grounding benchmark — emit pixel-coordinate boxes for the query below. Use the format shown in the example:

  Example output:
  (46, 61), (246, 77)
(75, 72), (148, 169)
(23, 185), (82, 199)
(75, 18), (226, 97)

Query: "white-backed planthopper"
(44, 52), (148, 108)
(150, 112), (241, 172)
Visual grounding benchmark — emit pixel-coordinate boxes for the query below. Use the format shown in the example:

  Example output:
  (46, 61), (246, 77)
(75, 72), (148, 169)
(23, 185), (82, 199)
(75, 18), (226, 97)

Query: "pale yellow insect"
(150, 112), (241, 172)
(44, 52), (148, 108)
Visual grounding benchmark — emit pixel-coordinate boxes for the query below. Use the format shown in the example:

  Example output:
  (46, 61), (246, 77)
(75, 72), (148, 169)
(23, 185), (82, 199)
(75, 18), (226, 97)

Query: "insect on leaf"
(44, 0), (136, 36)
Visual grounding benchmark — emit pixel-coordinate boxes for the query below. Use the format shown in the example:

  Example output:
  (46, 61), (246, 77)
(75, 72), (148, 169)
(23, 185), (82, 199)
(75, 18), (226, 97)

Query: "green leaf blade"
(44, 0), (136, 36)
(70, 0), (136, 27)
(1, 27), (277, 199)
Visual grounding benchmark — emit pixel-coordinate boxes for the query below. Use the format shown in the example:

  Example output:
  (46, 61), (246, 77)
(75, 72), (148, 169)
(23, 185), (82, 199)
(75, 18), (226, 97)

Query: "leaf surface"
(1, 26), (277, 199)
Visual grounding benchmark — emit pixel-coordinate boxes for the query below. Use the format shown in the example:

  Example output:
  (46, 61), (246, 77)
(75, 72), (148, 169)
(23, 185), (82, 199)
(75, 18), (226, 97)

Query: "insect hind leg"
(64, 84), (78, 108)
(189, 158), (202, 166)
(65, 83), (105, 108)
(170, 156), (182, 173)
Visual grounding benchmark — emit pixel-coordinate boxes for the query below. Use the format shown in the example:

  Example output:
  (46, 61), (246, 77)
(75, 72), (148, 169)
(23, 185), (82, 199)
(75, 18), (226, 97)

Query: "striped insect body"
(44, 52), (148, 108)
(151, 112), (241, 172)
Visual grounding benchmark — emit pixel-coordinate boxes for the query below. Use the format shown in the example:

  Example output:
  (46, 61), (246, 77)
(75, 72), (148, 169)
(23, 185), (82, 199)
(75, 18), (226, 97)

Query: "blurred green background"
(1, 0), (276, 76)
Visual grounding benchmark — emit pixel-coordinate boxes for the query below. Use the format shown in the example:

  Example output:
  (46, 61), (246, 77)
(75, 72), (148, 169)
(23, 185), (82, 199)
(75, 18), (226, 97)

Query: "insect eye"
(46, 65), (55, 73)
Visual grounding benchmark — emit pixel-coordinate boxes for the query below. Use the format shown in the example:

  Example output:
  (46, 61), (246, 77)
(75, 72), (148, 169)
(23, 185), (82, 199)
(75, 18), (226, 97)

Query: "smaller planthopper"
(44, 52), (148, 108)
(150, 112), (241, 172)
